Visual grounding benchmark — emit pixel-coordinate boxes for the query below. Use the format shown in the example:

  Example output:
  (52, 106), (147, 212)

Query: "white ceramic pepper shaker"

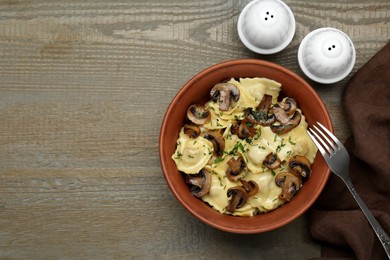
(237, 0), (296, 55)
(298, 27), (356, 84)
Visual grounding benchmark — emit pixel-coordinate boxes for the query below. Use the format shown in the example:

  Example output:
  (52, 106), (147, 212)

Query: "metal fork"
(307, 122), (390, 258)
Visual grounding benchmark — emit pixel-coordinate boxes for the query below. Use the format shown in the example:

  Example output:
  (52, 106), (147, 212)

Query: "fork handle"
(343, 177), (390, 258)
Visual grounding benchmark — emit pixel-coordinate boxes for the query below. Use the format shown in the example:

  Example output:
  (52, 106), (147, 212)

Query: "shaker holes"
(265, 11), (274, 21)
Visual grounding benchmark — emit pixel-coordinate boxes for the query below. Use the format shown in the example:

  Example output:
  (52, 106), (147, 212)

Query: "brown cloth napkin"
(309, 42), (390, 260)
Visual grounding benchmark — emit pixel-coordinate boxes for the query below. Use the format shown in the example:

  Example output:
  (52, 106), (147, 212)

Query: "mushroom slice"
(230, 121), (240, 136)
(263, 152), (281, 170)
(226, 186), (248, 213)
(226, 156), (246, 182)
(210, 83), (240, 111)
(255, 94), (277, 126)
(278, 97), (297, 116)
(187, 104), (211, 125)
(203, 131), (225, 157)
(243, 95), (276, 126)
(275, 172), (302, 201)
(185, 169), (211, 197)
(243, 108), (257, 122)
(270, 110), (302, 134)
(272, 106), (292, 125)
(237, 119), (257, 139)
(289, 155), (312, 178)
(183, 124), (201, 138)
(240, 180), (259, 197)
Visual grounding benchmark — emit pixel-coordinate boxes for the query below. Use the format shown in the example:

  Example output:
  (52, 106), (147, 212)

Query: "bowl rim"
(159, 58), (332, 233)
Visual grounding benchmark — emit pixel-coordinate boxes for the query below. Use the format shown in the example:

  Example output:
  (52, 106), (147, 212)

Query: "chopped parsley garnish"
(253, 132), (261, 140)
(276, 139), (286, 153)
(174, 151), (183, 159)
(214, 157), (225, 164)
(228, 142), (245, 155)
(276, 144), (285, 153)
(288, 136), (296, 145)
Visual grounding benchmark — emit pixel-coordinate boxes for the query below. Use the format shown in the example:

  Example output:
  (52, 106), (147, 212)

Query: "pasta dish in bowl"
(159, 59), (332, 233)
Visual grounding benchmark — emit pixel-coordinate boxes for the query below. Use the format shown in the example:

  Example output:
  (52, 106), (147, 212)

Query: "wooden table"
(0, 0), (388, 259)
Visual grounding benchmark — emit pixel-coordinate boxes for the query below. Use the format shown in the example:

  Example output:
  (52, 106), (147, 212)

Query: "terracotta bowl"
(159, 59), (332, 234)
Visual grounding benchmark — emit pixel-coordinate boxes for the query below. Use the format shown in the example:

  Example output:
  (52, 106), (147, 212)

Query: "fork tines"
(307, 122), (341, 157)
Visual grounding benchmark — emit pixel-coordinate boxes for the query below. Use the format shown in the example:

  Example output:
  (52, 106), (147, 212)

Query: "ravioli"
(236, 77), (281, 105)
(201, 163), (237, 213)
(172, 130), (213, 174)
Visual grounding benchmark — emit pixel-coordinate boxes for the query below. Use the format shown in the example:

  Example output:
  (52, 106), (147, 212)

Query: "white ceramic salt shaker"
(237, 0), (296, 55)
(298, 27), (356, 84)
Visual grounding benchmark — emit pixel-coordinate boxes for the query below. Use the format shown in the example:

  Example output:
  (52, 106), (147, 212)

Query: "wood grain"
(0, 0), (388, 259)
